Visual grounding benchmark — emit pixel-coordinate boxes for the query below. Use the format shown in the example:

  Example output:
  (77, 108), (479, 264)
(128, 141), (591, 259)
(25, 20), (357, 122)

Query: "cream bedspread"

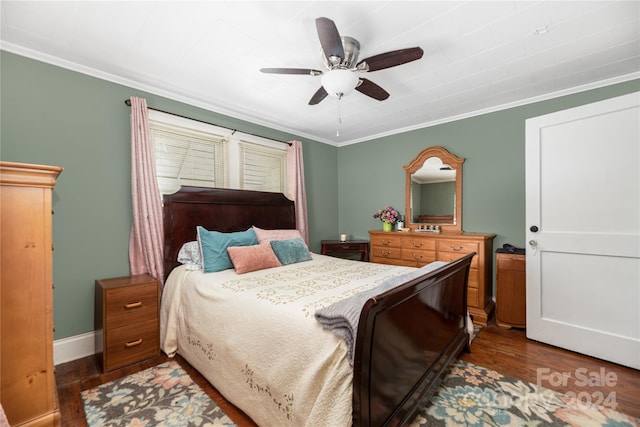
(160, 253), (415, 427)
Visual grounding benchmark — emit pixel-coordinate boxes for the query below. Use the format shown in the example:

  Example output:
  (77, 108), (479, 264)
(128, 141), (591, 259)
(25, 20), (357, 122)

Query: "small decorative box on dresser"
(95, 274), (160, 372)
(0, 162), (62, 427)
(321, 240), (370, 261)
(495, 249), (526, 329)
(369, 230), (496, 326)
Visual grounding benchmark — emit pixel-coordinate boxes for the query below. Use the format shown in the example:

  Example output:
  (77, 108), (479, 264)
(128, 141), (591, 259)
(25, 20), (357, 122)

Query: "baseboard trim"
(53, 331), (96, 366)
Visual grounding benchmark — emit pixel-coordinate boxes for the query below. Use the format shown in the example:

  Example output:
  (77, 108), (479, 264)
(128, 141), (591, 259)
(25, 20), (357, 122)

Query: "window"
(148, 110), (287, 196)
(238, 140), (286, 192)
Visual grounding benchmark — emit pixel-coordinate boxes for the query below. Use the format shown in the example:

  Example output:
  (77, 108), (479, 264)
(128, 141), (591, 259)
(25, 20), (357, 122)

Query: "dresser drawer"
(467, 287), (479, 308)
(401, 248), (436, 265)
(437, 239), (479, 254)
(104, 282), (158, 329)
(437, 251), (479, 269)
(370, 235), (402, 248)
(104, 318), (159, 371)
(401, 237), (436, 251)
(467, 269), (479, 289)
(371, 257), (416, 267)
(370, 246), (402, 260)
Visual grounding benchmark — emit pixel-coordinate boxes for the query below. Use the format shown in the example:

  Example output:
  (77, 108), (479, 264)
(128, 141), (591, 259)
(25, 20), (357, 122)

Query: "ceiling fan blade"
(357, 47), (424, 72)
(356, 78), (390, 101)
(315, 17), (344, 63)
(260, 68), (323, 76)
(308, 87), (328, 105)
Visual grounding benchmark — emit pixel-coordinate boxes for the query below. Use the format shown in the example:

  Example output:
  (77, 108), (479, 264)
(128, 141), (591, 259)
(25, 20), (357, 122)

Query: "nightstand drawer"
(497, 256), (525, 271)
(496, 252), (526, 328)
(104, 319), (159, 371)
(331, 242), (362, 251)
(321, 240), (370, 261)
(105, 282), (158, 329)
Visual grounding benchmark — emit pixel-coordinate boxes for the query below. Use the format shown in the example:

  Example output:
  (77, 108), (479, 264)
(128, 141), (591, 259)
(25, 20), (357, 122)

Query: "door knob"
(530, 225), (539, 232)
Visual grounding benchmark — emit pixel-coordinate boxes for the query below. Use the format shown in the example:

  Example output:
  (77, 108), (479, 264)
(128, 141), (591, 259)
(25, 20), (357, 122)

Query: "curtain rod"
(124, 99), (292, 146)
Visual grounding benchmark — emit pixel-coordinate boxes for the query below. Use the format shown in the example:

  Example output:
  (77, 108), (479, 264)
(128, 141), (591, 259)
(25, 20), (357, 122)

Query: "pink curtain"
(286, 140), (309, 245)
(128, 96), (164, 284)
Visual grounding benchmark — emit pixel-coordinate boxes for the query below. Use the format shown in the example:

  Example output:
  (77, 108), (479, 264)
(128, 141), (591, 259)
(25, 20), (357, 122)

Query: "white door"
(525, 92), (640, 370)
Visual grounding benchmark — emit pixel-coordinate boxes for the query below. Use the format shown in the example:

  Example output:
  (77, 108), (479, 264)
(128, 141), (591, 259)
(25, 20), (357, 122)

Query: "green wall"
(338, 79), (640, 251)
(0, 51), (337, 340)
(1, 50), (638, 341)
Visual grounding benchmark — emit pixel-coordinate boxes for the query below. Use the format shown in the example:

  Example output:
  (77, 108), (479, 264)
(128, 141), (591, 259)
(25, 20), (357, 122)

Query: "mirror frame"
(404, 146), (465, 232)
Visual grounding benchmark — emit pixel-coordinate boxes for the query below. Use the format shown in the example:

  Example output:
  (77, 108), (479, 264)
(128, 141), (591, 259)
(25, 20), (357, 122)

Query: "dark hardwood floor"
(56, 325), (639, 426)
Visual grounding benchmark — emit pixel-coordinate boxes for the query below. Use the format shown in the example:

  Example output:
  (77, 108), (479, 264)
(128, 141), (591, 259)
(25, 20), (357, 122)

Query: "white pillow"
(177, 241), (203, 270)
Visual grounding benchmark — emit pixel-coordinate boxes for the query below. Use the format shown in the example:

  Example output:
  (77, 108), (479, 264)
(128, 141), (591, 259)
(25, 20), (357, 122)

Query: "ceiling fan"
(260, 17), (424, 105)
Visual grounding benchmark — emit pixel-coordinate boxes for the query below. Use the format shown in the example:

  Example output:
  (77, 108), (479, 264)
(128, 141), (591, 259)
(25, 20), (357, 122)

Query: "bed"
(160, 186), (473, 426)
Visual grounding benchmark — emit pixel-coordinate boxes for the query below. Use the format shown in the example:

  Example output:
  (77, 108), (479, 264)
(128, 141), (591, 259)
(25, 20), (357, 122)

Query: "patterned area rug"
(410, 360), (639, 427)
(81, 361), (235, 427)
(82, 359), (639, 427)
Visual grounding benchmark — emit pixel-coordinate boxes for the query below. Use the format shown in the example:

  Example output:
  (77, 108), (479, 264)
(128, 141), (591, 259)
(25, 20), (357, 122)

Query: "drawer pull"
(450, 245), (463, 251)
(124, 301), (143, 309)
(412, 242), (424, 248)
(379, 250), (391, 257)
(412, 253), (423, 260)
(380, 239), (392, 246)
(125, 338), (143, 348)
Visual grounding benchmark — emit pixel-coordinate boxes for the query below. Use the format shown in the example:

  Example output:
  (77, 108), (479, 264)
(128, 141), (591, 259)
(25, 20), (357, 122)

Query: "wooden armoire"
(0, 161), (62, 426)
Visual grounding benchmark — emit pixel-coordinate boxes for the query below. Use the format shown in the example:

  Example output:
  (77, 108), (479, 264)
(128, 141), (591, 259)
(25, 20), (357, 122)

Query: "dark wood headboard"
(163, 186), (296, 278)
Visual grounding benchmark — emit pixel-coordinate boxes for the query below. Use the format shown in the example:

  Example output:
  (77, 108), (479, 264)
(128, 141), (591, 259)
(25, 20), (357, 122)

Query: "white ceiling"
(1, 1), (639, 146)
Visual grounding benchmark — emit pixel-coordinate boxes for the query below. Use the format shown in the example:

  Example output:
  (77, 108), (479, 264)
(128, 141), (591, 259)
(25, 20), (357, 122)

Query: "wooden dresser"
(0, 161), (62, 426)
(95, 274), (160, 372)
(369, 230), (496, 326)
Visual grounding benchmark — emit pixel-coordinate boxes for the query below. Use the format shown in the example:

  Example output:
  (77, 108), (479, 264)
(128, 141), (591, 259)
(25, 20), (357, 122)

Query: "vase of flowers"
(373, 205), (399, 232)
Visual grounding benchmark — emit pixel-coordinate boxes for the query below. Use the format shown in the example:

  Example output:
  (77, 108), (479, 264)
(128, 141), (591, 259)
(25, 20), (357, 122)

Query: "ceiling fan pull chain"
(336, 94), (342, 137)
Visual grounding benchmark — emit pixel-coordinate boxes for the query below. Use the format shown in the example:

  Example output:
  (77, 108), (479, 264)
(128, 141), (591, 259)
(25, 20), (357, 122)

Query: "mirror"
(404, 146), (464, 232)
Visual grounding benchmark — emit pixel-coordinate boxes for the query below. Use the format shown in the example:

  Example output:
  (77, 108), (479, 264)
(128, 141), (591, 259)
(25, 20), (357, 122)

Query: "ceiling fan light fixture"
(321, 69), (359, 98)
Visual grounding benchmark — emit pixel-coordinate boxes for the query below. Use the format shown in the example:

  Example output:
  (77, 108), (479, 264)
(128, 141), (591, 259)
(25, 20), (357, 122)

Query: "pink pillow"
(252, 226), (306, 247)
(227, 244), (282, 274)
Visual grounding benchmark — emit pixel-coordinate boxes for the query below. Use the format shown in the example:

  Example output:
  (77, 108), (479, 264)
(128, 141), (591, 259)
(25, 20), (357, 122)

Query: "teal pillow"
(197, 226), (258, 273)
(270, 237), (312, 265)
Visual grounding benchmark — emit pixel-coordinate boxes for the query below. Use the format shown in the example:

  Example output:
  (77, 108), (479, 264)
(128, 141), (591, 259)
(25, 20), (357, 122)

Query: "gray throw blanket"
(314, 261), (447, 365)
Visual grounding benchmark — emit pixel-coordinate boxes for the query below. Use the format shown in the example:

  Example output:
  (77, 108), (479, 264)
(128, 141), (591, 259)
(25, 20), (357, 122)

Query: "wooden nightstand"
(321, 240), (370, 261)
(95, 274), (159, 372)
(495, 250), (526, 329)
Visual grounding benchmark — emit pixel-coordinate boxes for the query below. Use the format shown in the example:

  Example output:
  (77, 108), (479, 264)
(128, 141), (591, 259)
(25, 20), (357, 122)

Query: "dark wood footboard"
(353, 253), (474, 427)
